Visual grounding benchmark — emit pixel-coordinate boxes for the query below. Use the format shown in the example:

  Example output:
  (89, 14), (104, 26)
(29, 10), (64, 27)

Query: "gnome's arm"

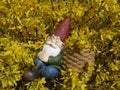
(37, 50), (63, 64)
(37, 51), (49, 63)
(48, 51), (63, 65)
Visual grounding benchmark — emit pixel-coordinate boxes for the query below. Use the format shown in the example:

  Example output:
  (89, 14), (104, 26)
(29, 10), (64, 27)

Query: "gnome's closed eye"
(46, 42), (57, 49)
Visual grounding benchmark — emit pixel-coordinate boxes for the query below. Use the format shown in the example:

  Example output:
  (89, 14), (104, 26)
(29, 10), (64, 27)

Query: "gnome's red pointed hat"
(53, 18), (70, 42)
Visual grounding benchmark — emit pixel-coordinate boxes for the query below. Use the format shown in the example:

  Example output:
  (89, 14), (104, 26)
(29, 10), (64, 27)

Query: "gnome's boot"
(23, 64), (41, 81)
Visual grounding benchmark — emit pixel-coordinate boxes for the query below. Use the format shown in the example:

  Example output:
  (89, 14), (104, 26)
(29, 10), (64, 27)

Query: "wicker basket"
(62, 47), (95, 75)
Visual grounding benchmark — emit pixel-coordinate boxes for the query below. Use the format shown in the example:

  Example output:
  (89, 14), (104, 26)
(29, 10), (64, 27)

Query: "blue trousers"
(34, 58), (59, 78)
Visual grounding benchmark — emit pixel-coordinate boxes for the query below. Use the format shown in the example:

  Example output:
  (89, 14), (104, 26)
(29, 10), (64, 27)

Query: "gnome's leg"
(41, 66), (60, 79)
(35, 59), (60, 78)
(34, 58), (46, 67)
(23, 58), (45, 81)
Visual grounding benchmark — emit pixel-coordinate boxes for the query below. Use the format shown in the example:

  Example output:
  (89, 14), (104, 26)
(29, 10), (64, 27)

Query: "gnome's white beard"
(43, 42), (61, 57)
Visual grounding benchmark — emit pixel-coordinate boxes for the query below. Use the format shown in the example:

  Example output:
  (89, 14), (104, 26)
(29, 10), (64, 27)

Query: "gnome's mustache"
(43, 43), (61, 57)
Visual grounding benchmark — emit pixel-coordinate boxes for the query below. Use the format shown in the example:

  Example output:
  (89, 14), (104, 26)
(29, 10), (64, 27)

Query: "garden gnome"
(23, 18), (70, 80)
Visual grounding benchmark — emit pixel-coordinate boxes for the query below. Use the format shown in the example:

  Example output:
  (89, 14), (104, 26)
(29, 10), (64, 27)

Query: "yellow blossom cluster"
(0, 0), (120, 89)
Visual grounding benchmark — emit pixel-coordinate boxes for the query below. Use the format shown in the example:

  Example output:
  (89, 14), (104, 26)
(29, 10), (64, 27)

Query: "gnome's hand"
(38, 51), (49, 63)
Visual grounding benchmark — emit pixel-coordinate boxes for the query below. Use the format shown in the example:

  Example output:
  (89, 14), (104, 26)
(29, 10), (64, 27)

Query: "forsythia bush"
(0, 0), (120, 90)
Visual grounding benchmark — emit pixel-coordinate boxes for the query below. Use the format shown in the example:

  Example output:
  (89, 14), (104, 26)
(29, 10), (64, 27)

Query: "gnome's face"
(43, 35), (63, 57)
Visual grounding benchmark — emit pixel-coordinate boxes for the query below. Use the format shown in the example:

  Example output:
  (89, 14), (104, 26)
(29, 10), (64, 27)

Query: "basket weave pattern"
(62, 48), (95, 73)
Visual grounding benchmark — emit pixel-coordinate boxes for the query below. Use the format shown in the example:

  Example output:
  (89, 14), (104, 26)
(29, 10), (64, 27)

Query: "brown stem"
(50, 0), (54, 10)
